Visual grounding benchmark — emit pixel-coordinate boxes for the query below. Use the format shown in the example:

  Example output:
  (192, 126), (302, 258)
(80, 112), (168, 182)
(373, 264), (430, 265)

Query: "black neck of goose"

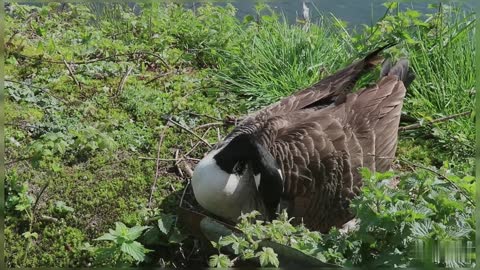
(213, 134), (283, 220)
(213, 134), (258, 174)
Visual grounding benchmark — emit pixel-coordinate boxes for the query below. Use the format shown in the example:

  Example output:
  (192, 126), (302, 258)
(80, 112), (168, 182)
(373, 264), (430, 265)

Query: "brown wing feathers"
(265, 55), (410, 231)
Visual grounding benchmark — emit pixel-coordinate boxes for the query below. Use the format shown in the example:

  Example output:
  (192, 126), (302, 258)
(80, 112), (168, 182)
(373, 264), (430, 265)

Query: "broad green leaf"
(209, 254), (232, 268)
(158, 214), (175, 235)
(120, 241), (149, 262)
(126, 225), (150, 241)
(95, 232), (116, 241)
(256, 247), (279, 267)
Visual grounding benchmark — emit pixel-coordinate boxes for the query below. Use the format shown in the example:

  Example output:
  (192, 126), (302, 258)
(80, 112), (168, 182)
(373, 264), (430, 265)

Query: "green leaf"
(126, 225), (150, 241)
(209, 254), (233, 268)
(168, 227), (188, 244)
(54, 200), (74, 213)
(22, 231), (39, 239)
(256, 247), (279, 267)
(95, 232), (116, 241)
(120, 241), (150, 262)
(114, 222), (129, 236)
(157, 213), (175, 235)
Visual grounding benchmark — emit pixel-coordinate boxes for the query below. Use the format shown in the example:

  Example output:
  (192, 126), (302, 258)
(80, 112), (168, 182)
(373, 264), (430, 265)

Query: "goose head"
(192, 134), (284, 221)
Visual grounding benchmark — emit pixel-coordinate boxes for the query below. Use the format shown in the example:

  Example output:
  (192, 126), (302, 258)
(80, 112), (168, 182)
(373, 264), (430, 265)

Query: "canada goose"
(192, 45), (415, 232)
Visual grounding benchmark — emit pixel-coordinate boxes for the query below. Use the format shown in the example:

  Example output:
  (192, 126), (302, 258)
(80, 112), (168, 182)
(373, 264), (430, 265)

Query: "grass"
(216, 6), (358, 109)
(4, 2), (475, 268)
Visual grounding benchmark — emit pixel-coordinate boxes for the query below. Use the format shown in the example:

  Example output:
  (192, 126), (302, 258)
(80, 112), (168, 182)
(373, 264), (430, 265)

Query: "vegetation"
(5, 2), (475, 268)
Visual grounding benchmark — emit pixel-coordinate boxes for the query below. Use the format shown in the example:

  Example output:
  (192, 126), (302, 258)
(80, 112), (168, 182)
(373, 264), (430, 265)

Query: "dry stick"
(176, 127), (212, 166)
(62, 59), (82, 90)
(399, 159), (474, 206)
(216, 127), (222, 142)
(166, 118), (211, 147)
(175, 149), (184, 178)
(146, 70), (174, 85)
(187, 112), (223, 122)
(139, 156), (200, 161)
(178, 163), (194, 208)
(115, 66), (133, 97)
(5, 157), (32, 166)
(399, 111), (471, 131)
(147, 126), (168, 209)
(193, 122), (224, 130)
(32, 181), (50, 213)
(139, 157), (177, 161)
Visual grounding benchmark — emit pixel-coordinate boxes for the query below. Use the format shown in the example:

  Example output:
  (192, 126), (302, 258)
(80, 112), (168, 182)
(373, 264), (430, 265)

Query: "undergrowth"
(5, 2), (475, 268)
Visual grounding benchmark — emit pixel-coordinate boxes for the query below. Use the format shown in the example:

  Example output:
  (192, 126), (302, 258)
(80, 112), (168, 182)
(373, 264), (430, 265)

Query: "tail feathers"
(381, 58), (415, 88)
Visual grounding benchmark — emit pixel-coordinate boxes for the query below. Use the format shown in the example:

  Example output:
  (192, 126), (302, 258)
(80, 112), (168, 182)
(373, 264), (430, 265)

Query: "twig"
(32, 181), (50, 213)
(399, 159), (474, 205)
(178, 160), (194, 178)
(177, 127), (212, 165)
(62, 59), (82, 90)
(139, 157), (176, 161)
(399, 111), (471, 131)
(145, 70), (174, 85)
(187, 112), (222, 122)
(39, 215), (58, 223)
(139, 157), (199, 161)
(5, 157), (32, 166)
(175, 149), (184, 178)
(180, 141), (200, 162)
(166, 117), (211, 147)
(178, 171), (192, 208)
(216, 127), (222, 142)
(193, 122), (224, 130)
(115, 66), (133, 97)
(148, 126), (168, 209)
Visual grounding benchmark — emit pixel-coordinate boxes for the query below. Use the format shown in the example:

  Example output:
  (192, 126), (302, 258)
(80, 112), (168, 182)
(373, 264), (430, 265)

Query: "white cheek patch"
(254, 173), (261, 189)
(224, 174), (240, 195)
(277, 169), (283, 180)
(278, 169), (284, 192)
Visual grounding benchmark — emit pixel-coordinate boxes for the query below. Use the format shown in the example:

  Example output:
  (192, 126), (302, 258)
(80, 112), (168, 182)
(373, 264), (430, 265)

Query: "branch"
(193, 122), (224, 130)
(148, 126), (169, 209)
(62, 59), (82, 90)
(32, 181), (50, 213)
(399, 111), (471, 131)
(166, 117), (212, 147)
(145, 70), (174, 85)
(115, 66), (133, 97)
(5, 157), (32, 166)
(178, 127), (212, 164)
